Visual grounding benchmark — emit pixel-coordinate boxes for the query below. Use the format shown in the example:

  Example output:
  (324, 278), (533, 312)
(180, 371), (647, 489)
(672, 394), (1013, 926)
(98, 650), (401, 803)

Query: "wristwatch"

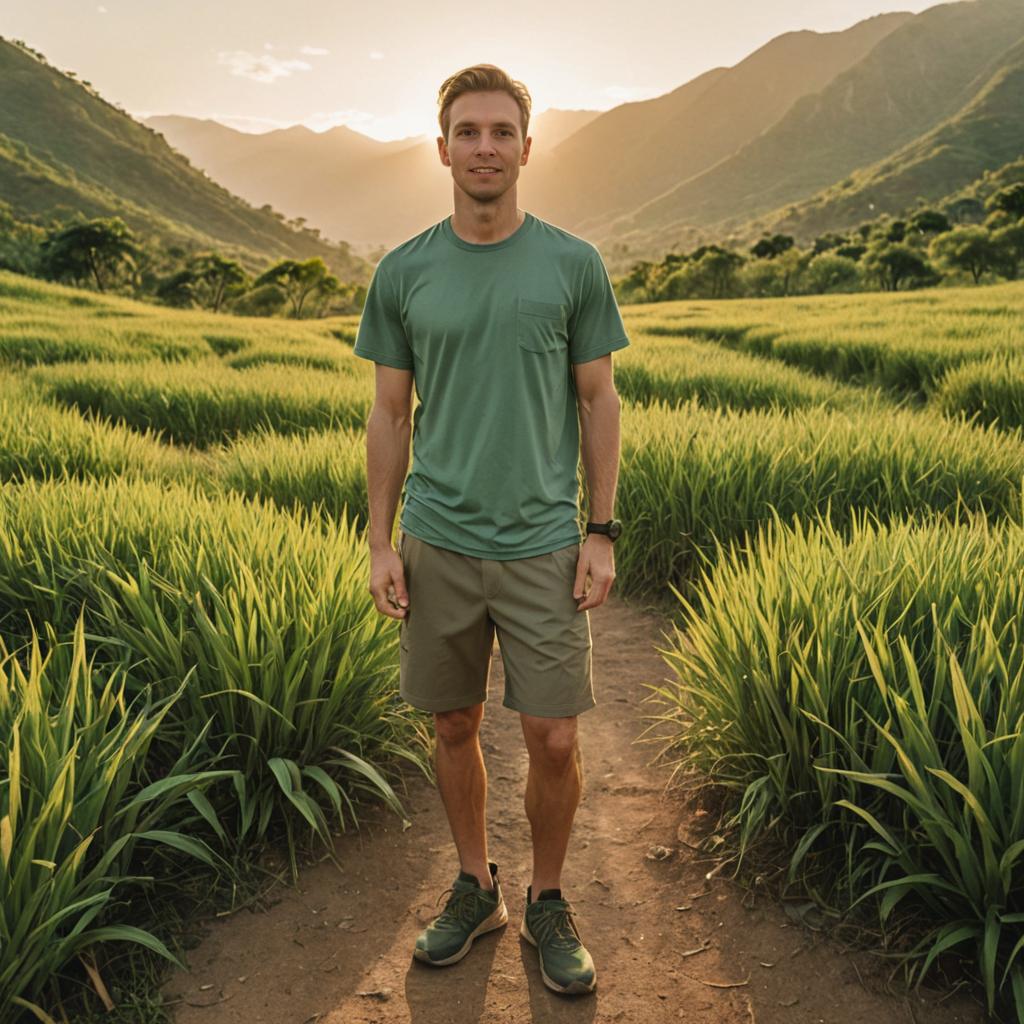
(585, 518), (623, 541)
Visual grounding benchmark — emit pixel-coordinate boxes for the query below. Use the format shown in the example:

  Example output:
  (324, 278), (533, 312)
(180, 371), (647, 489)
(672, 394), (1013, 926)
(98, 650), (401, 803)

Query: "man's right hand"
(369, 545), (410, 620)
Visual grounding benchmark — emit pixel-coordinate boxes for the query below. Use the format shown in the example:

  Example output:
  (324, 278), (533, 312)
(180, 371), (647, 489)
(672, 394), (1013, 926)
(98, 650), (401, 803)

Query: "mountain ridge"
(0, 37), (368, 278)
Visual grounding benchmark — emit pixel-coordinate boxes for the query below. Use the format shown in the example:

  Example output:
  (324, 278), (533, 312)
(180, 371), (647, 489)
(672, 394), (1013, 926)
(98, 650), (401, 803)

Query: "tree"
(616, 260), (657, 303)
(750, 233), (794, 259)
(152, 252), (247, 311)
(812, 232), (848, 255)
(255, 257), (339, 318)
(991, 223), (1024, 280)
(943, 196), (985, 225)
(38, 217), (136, 292)
(987, 183), (1024, 221)
(231, 283), (288, 318)
(929, 226), (1000, 284)
(686, 247), (744, 299)
(908, 209), (950, 236)
(0, 201), (43, 276)
(155, 268), (199, 308)
(190, 253), (248, 312)
(885, 219), (907, 243)
(835, 242), (867, 262)
(862, 241), (936, 291)
(804, 253), (860, 294)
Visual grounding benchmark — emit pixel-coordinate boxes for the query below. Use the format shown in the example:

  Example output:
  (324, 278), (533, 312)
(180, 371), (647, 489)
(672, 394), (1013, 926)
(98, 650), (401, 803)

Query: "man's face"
(438, 90), (531, 202)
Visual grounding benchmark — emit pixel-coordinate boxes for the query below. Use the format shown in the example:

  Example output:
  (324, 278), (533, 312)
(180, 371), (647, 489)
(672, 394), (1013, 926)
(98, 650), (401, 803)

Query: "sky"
(4, 0), (941, 141)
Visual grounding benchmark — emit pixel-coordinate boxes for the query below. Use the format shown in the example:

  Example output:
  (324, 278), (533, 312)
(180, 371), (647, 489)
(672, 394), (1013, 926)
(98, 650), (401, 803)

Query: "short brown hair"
(437, 64), (532, 144)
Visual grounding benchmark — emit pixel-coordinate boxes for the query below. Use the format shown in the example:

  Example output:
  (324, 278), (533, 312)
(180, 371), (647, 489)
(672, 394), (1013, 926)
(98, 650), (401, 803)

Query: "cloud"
(300, 45), (330, 56)
(369, 50), (384, 60)
(217, 50), (313, 84)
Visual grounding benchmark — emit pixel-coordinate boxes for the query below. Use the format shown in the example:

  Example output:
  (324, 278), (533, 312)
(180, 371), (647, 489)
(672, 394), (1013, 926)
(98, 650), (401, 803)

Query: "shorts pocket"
(551, 541), (581, 584)
(517, 296), (568, 354)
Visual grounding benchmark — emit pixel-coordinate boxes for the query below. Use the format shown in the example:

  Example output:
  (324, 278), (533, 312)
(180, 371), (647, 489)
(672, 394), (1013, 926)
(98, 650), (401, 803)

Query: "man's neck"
(450, 197), (524, 245)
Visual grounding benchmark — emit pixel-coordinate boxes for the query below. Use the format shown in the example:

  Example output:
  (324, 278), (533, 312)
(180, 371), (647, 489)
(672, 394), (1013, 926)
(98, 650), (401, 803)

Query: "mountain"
(749, 34), (1024, 242)
(141, 13), (910, 254)
(599, 0), (1024, 259)
(0, 38), (368, 279)
(145, 107), (602, 252)
(519, 10), (912, 234)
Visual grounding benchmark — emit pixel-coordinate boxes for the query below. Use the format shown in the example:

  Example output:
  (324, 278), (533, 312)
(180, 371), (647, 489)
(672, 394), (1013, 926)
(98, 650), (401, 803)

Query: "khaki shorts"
(397, 530), (595, 717)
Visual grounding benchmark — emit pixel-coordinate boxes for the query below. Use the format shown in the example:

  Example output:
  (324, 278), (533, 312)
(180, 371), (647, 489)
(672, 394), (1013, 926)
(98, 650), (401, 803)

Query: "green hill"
(938, 153), (1024, 213)
(0, 38), (369, 281)
(753, 35), (1024, 242)
(599, 0), (1024, 259)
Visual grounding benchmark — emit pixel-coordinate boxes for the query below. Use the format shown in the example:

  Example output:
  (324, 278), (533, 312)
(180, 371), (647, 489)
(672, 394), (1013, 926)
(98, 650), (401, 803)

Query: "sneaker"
(412, 861), (508, 966)
(521, 885), (597, 995)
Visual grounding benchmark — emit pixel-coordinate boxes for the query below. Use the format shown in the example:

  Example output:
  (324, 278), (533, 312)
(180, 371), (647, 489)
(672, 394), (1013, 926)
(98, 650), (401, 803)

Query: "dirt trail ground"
(163, 595), (986, 1024)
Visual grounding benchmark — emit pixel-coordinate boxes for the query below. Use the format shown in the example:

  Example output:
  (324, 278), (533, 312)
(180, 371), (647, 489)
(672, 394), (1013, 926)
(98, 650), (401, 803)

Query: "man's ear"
(437, 135), (450, 167)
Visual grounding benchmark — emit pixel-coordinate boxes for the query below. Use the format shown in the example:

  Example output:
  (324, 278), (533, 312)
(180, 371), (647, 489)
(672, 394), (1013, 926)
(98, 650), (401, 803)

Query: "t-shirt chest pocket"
(517, 297), (568, 354)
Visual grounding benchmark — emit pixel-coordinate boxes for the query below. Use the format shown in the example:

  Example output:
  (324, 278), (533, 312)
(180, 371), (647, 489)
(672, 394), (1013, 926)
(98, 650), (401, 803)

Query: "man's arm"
(366, 364), (413, 552)
(573, 353), (621, 523)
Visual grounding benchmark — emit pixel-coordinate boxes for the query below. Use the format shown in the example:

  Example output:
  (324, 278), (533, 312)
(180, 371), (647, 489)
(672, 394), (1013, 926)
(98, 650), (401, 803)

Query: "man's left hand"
(573, 534), (616, 611)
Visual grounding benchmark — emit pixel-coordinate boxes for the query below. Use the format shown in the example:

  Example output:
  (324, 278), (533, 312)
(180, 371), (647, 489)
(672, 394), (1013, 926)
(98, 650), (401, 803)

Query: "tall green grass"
(935, 353), (1024, 433)
(205, 424), (369, 525)
(614, 330), (864, 412)
(25, 360), (373, 448)
(0, 477), (430, 876)
(0, 270), (361, 372)
(1, 615), (231, 1022)
(650, 508), (1024, 1019)
(626, 281), (1024, 399)
(614, 397), (1024, 604)
(0, 374), (189, 483)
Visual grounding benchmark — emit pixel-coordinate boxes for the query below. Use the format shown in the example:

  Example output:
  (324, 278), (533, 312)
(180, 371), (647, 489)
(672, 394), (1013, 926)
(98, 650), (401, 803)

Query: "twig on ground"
(679, 970), (751, 989)
(679, 938), (713, 958)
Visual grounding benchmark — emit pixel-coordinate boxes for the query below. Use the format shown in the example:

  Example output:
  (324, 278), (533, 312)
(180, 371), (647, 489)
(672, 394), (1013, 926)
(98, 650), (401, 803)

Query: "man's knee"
(433, 703), (484, 746)
(522, 713), (579, 768)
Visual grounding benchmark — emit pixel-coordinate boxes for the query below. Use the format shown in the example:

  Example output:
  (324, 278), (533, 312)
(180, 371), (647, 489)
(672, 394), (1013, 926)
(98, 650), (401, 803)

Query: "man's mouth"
(471, 167), (500, 175)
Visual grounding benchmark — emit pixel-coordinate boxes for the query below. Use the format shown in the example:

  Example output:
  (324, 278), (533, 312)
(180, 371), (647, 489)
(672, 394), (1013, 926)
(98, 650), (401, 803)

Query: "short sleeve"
(353, 260), (414, 370)
(568, 246), (630, 365)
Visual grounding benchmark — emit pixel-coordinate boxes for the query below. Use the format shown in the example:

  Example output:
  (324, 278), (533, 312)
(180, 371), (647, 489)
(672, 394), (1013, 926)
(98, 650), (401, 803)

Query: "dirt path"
(163, 596), (985, 1024)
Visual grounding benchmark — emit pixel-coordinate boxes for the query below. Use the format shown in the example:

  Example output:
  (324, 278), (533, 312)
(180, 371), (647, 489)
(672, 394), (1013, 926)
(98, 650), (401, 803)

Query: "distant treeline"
(4, 182), (1023, 316)
(0, 205), (366, 318)
(614, 183), (1024, 303)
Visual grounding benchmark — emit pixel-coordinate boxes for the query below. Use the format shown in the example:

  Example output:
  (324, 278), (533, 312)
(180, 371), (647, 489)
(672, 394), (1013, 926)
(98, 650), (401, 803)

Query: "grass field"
(2, 270), (1024, 1021)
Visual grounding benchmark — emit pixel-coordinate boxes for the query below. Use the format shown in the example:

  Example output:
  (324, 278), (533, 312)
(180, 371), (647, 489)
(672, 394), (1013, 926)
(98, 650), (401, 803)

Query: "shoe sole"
(413, 898), (508, 967)
(520, 919), (597, 995)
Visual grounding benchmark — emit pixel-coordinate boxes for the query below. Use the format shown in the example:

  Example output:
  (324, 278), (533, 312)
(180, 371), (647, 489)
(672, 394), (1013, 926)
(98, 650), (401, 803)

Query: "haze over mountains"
(146, 109), (602, 254)
(6, 0), (1024, 274)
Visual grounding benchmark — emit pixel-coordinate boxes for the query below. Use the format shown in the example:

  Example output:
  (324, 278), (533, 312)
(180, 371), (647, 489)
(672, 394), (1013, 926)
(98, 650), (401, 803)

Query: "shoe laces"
(530, 900), (582, 951)
(432, 883), (490, 930)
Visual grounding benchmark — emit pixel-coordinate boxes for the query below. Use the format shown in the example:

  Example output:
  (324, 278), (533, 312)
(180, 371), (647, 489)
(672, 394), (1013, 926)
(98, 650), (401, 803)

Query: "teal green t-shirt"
(353, 211), (630, 560)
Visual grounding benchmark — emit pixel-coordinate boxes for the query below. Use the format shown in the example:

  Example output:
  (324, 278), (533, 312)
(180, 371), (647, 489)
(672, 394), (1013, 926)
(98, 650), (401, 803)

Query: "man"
(353, 63), (628, 997)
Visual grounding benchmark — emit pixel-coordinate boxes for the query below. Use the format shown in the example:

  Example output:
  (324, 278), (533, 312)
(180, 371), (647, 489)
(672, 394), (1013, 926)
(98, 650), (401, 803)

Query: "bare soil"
(163, 595), (987, 1024)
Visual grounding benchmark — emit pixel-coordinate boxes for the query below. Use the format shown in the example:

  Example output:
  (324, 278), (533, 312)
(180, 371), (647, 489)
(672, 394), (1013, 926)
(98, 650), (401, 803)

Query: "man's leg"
(520, 713), (582, 893)
(434, 703), (494, 891)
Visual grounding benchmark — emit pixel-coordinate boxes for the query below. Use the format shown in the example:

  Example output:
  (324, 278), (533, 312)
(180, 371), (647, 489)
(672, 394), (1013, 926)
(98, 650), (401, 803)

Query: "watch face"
(609, 520), (622, 540)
